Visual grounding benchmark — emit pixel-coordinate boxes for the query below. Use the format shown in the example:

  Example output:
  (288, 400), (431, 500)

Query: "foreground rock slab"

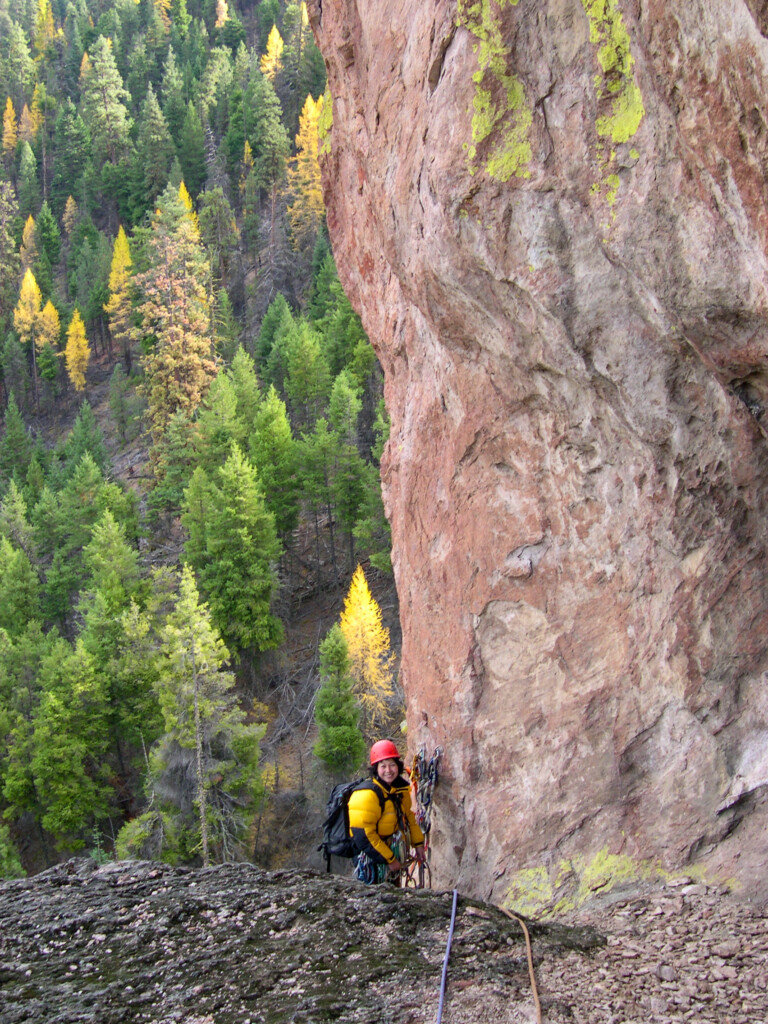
(0, 860), (601, 1024)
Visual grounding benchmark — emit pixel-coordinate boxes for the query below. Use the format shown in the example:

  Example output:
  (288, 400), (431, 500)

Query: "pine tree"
(136, 84), (176, 212)
(338, 565), (396, 735)
(149, 565), (265, 864)
(0, 183), (20, 335)
(328, 370), (367, 569)
(178, 102), (207, 198)
(161, 47), (186, 143)
(17, 141), (40, 218)
(51, 99), (91, 214)
(313, 623), (366, 773)
(284, 318), (331, 430)
(65, 309), (90, 391)
(31, 637), (111, 846)
(79, 36), (133, 166)
(0, 536), (41, 636)
(0, 393), (33, 486)
(227, 346), (262, 435)
(33, 0), (55, 57)
(287, 93), (325, 257)
(104, 225), (134, 369)
(198, 186), (238, 287)
(193, 372), (243, 476)
(250, 384), (299, 539)
(36, 201), (60, 266)
(136, 183), (217, 447)
(183, 445), (283, 653)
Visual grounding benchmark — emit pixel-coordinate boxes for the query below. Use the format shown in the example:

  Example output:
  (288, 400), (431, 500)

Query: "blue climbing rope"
(436, 888), (459, 1024)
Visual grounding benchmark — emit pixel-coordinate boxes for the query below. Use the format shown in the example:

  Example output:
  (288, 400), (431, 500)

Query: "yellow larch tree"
(104, 225), (134, 366)
(339, 564), (396, 735)
(38, 299), (60, 351)
(2, 98), (17, 160)
(34, 0), (56, 57)
(287, 93), (325, 255)
(14, 268), (43, 407)
(18, 104), (35, 143)
(65, 309), (90, 391)
(260, 25), (284, 81)
(215, 0), (228, 28)
(62, 196), (79, 236)
(20, 215), (37, 271)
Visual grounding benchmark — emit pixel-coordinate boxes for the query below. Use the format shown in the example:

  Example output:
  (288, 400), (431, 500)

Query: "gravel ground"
(483, 878), (768, 1024)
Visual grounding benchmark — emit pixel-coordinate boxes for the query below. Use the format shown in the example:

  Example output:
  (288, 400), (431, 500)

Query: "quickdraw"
(401, 745), (442, 889)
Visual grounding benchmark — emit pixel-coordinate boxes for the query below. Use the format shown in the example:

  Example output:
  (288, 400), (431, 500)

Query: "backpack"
(318, 778), (392, 872)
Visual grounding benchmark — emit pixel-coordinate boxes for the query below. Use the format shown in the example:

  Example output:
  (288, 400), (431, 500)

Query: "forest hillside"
(0, 0), (398, 876)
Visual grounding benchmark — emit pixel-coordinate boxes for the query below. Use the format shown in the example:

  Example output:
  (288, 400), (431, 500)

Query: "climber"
(347, 739), (426, 885)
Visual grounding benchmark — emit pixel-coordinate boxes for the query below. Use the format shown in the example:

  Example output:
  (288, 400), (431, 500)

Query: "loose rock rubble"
(2, 861), (765, 1023)
(534, 877), (768, 1024)
(0, 859), (600, 1024)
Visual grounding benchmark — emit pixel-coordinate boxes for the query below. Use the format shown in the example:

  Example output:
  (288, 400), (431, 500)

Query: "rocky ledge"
(0, 859), (601, 1024)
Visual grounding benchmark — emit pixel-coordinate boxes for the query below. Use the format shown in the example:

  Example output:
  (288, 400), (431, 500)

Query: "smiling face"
(376, 758), (399, 785)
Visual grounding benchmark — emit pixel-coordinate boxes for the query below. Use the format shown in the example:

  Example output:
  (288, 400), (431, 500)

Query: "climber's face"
(376, 758), (399, 784)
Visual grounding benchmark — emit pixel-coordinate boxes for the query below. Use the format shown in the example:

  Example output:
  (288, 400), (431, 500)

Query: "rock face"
(0, 859), (602, 1023)
(309, 0), (768, 903)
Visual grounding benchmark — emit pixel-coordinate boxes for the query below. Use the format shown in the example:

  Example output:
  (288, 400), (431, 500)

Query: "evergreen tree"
(0, 182), (20, 335)
(31, 637), (112, 846)
(79, 36), (133, 166)
(328, 370), (367, 569)
(136, 182), (217, 447)
(17, 141), (40, 218)
(178, 101), (207, 197)
(161, 46), (186, 143)
(65, 309), (90, 392)
(0, 393), (33, 486)
(136, 84), (176, 213)
(183, 445), (283, 654)
(51, 99), (91, 215)
(0, 536), (41, 636)
(338, 565), (396, 735)
(313, 623), (366, 774)
(250, 384), (299, 540)
(35, 201), (60, 266)
(193, 371), (243, 476)
(144, 565), (265, 864)
(198, 186), (238, 287)
(227, 345), (261, 436)
(284, 318), (330, 430)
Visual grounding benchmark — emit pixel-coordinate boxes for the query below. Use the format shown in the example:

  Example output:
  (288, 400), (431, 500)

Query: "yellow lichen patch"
(317, 84), (333, 157)
(503, 848), (670, 918)
(581, 0), (644, 208)
(458, 0), (532, 181)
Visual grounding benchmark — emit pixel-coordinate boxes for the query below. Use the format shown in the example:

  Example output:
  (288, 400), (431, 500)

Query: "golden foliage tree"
(287, 93), (325, 255)
(65, 309), (90, 391)
(260, 25), (284, 81)
(14, 268), (43, 407)
(339, 564), (396, 734)
(20, 215), (37, 271)
(62, 196), (78, 236)
(38, 299), (60, 350)
(2, 98), (17, 159)
(104, 225), (133, 366)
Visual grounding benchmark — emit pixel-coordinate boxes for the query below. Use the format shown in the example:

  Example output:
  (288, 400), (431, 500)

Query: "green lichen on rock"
(458, 0), (532, 181)
(504, 847), (668, 918)
(317, 84), (333, 157)
(582, 0), (644, 145)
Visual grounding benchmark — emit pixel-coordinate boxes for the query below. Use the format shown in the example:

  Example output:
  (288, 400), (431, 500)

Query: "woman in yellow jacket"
(347, 740), (425, 883)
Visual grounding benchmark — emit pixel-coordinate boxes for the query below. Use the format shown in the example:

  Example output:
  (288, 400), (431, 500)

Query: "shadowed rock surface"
(308, 0), (768, 904)
(0, 860), (602, 1024)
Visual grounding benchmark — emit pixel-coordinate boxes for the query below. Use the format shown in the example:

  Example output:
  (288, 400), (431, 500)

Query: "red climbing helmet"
(369, 739), (401, 765)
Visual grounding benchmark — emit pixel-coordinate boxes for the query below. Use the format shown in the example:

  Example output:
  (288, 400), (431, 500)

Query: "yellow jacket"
(347, 775), (425, 864)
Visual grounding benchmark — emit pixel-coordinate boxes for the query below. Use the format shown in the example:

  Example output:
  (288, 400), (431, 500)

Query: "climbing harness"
(434, 893), (542, 1024)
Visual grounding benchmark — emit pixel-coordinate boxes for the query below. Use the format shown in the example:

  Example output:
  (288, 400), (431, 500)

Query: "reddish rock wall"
(309, 0), (768, 902)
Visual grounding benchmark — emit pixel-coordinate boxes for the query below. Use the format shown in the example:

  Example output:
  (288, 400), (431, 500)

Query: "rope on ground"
(500, 907), (542, 1024)
(436, 888), (459, 1024)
